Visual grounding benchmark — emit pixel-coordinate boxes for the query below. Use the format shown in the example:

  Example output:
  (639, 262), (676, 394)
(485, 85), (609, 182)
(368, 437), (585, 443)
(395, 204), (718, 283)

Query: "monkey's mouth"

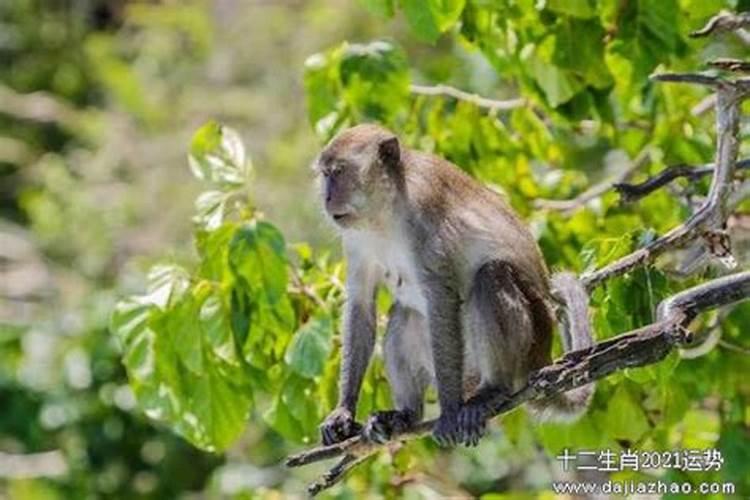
(331, 212), (354, 224)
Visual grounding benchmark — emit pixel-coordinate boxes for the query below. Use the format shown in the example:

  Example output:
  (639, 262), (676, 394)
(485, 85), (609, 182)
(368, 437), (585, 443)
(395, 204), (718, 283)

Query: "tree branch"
(690, 11), (750, 38)
(409, 84), (526, 112)
(708, 58), (750, 73)
(534, 148), (652, 213)
(287, 272), (750, 495)
(581, 76), (750, 289)
(613, 159), (750, 203)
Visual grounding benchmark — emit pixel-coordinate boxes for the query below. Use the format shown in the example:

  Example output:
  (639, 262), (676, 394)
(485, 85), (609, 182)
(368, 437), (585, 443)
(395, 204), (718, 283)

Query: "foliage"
(3, 0), (749, 498)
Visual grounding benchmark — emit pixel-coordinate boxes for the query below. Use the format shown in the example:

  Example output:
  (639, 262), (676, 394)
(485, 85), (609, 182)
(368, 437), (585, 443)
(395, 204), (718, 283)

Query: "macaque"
(313, 124), (593, 447)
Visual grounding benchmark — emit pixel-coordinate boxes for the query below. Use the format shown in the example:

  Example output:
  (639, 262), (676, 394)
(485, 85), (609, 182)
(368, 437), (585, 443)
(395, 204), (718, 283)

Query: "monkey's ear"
(377, 136), (400, 169)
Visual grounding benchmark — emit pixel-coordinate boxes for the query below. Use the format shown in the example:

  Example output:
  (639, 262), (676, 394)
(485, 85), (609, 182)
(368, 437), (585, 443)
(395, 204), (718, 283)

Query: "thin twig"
(534, 149), (652, 213)
(690, 11), (750, 38)
(718, 339), (750, 355)
(409, 84), (526, 112)
(614, 159), (750, 203)
(649, 73), (722, 87)
(708, 58), (750, 73)
(286, 272), (750, 495)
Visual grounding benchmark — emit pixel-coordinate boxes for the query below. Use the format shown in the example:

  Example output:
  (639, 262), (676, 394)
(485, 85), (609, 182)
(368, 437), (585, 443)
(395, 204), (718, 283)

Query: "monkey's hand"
(362, 409), (417, 444)
(320, 407), (362, 445)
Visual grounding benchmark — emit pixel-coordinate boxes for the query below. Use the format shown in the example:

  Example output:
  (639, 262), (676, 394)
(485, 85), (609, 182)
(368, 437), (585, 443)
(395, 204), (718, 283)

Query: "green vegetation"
(3, 0), (749, 498)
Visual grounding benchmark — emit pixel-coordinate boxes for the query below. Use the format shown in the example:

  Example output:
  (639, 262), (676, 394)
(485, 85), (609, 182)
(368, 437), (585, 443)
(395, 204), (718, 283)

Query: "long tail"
(528, 272), (595, 421)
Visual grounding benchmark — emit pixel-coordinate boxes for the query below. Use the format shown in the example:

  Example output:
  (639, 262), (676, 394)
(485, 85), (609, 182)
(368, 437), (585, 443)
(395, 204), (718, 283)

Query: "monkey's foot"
(458, 387), (505, 446)
(432, 410), (464, 447)
(457, 403), (489, 447)
(320, 407), (362, 445)
(363, 409), (417, 444)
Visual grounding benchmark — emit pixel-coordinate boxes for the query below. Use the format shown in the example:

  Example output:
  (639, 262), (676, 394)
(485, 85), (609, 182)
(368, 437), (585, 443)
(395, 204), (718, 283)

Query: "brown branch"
(649, 73), (722, 87)
(409, 84), (526, 112)
(690, 11), (750, 38)
(708, 58), (750, 73)
(614, 159), (750, 203)
(286, 272), (750, 495)
(534, 149), (652, 213)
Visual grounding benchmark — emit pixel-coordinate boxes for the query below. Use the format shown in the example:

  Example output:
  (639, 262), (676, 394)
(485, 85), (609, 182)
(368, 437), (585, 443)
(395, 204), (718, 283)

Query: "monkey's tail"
(527, 272), (594, 421)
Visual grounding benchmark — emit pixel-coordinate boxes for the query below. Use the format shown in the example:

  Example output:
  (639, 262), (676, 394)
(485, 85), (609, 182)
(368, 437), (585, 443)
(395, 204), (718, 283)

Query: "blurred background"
(0, 1), (398, 497)
(2, 0), (749, 499)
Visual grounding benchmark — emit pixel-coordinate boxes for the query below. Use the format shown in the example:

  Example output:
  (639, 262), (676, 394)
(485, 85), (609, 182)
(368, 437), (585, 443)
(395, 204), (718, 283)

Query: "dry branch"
(580, 75), (750, 289)
(690, 11), (750, 38)
(708, 58), (750, 73)
(534, 149), (652, 213)
(614, 159), (750, 203)
(287, 272), (750, 495)
(409, 84), (526, 112)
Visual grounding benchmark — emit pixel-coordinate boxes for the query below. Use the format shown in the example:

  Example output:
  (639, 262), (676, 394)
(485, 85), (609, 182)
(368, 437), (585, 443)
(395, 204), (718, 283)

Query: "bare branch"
(649, 73), (722, 87)
(614, 159), (750, 203)
(708, 58), (750, 73)
(690, 11), (750, 38)
(691, 94), (717, 116)
(534, 149), (652, 213)
(287, 272), (750, 495)
(718, 339), (750, 355)
(409, 84), (526, 112)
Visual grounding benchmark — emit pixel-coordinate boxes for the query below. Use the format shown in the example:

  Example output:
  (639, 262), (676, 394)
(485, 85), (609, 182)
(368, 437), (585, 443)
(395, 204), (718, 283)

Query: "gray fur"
(316, 124), (594, 447)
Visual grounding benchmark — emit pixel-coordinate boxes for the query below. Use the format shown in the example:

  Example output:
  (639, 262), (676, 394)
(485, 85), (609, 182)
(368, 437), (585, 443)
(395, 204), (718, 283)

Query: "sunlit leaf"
(188, 121), (250, 187)
(285, 315), (333, 379)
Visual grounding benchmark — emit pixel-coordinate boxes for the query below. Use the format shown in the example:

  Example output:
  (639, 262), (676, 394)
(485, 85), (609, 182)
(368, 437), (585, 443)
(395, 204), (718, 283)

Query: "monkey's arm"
(424, 276), (465, 447)
(320, 257), (378, 445)
(338, 298), (376, 411)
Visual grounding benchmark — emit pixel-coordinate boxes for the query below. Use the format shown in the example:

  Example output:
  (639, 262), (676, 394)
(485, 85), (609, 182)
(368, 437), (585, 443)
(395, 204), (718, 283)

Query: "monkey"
(313, 124), (594, 447)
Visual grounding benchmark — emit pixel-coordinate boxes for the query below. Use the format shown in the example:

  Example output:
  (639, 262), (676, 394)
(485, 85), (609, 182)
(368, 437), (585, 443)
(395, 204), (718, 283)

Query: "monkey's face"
(314, 125), (399, 230)
(317, 156), (367, 228)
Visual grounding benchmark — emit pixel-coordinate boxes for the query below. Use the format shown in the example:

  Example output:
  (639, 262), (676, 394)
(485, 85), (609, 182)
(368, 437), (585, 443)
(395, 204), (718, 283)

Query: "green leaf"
(399, 0), (466, 42)
(285, 315), (333, 379)
(228, 220), (288, 305)
(188, 121), (250, 187)
(142, 264), (190, 309)
(545, 0), (596, 18)
(603, 385), (650, 442)
(400, 0), (441, 42)
(607, 0), (683, 89)
(183, 361), (251, 452)
(339, 41), (410, 124)
(359, 0), (395, 17)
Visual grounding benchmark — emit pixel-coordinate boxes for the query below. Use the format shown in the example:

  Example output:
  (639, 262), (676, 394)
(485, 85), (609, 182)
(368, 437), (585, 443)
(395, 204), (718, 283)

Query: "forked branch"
(580, 74), (750, 289)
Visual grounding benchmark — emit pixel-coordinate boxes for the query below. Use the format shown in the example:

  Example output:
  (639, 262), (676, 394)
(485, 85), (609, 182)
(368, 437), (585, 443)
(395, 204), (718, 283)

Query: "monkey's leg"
(459, 260), (552, 446)
(363, 303), (430, 444)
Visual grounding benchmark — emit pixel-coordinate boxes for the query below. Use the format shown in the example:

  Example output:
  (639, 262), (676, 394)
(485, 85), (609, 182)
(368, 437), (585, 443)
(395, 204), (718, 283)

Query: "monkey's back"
(401, 149), (550, 295)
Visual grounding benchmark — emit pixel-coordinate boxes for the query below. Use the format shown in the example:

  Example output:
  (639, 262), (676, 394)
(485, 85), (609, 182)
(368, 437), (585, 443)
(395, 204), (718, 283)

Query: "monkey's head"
(313, 124), (402, 229)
